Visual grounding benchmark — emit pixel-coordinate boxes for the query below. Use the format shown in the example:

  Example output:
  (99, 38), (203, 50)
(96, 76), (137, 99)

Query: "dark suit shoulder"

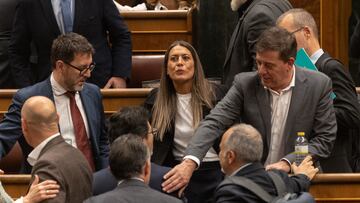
(15, 79), (52, 99)
(86, 180), (182, 203)
(233, 72), (259, 88)
(297, 67), (331, 83)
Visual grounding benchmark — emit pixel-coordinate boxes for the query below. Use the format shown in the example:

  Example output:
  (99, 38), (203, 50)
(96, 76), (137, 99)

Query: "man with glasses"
(92, 106), (179, 199)
(277, 9), (360, 173)
(0, 33), (109, 173)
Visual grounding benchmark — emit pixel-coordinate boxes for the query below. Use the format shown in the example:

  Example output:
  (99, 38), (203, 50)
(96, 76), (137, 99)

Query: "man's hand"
(266, 160), (291, 173)
(104, 77), (126, 88)
(23, 175), (60, 203)
(162, 159), (196, 193)
(292, 156), (319, 180)
(0, 169), (3, 174)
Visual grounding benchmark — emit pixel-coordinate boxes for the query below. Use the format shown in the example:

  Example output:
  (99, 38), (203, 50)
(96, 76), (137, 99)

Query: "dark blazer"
(92, 163), (171, 195)
(315, 52), (360, 172)
(215, 162), (310, 203)
(144, 85), (226, 203)
(0, 78), (109, 173)
(144, 85), (226, 166)
(31, 136), (92, 203)
(0, 0), (18, 88)
(222, 0), (292, 88)
(9, 0), (131, 88)
(85, 179), (182, 203)
(186, 68), (337, 165)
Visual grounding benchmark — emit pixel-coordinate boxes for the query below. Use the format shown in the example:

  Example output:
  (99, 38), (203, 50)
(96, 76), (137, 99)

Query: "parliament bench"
(2, 173), (360, 202)
(128, 55), (163, 88)
(121, 9), (194, 54)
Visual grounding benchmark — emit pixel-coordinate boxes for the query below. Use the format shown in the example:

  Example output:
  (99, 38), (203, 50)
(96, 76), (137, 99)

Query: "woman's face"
(167, 45), (195, 86)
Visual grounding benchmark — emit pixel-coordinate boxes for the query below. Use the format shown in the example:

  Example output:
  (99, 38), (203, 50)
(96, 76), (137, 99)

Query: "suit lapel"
(39, 0), (61, 36)
(79, 85), (96, 144)
(255, 79), (271, 147)
(284, 68), (308, 147)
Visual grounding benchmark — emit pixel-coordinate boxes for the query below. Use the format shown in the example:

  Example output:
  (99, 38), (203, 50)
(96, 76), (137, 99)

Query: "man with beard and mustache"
(222, 0), (292, 88)
(0, 33), (109, 174)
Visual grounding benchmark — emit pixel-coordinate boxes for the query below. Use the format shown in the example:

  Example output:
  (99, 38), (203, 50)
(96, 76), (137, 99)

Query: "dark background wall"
(193, 0), (237, 79)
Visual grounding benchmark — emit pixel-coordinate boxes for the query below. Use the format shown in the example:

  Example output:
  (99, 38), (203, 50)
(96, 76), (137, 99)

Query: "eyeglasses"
(63, 61), (96, 76)
(149, 128), (158, 137)
(290, 27), (304, 35)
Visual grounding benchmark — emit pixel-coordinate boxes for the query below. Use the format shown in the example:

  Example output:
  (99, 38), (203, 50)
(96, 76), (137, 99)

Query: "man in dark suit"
(161, 27), (336, 193)
(93, 106), (177, 197)
(9, 0), (131, 88)
(277, 9), (360, 172)
(222, 0), (292, 87)
(85, 134), (182, 203)
(0, 0), (18, 88)
(215, 124), (317, 203)
(21, 96), (92, 203)
(0, 33), (109, 173)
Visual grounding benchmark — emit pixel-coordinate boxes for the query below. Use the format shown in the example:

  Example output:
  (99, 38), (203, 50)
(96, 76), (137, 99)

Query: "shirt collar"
(230, 163), (252, 176)
(27, 133), (60, 166)
(117, 177), (144, 186)
(50, 73), (68, 96)
(265, 66), (296, 94)
(310, 48), (324, 64)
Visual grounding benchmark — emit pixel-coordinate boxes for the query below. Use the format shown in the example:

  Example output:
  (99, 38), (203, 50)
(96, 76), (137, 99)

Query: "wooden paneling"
(121, 9), (193, 54)
(310, 173), (360, 202)
(2, 173), (360, 201)
(0, 88), (151, 114)
(288, 0), (351, 67)
(0, 175), (30, 199)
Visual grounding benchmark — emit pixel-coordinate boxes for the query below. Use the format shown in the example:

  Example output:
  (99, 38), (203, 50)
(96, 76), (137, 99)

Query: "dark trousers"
(184, 161), (223, 203)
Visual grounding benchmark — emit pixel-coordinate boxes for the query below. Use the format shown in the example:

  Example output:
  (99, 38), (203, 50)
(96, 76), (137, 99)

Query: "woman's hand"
(23, 175), (60, 203)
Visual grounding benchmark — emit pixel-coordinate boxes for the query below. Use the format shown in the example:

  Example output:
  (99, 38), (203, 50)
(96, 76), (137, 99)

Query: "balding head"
(21, 96), (59, 147)
(219, 124), (263, 175)
(277, 9), (320, 56)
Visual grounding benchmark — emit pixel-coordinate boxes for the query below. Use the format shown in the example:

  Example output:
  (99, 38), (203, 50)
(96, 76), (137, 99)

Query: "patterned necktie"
(65, 92), (95, 171)
(61, 0), (73, 33)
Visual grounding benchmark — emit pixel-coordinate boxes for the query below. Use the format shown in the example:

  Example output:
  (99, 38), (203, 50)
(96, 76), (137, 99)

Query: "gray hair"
(225, 124), (263, 163)
(277, 8), (319, 40)
(109, 134), (150, 180)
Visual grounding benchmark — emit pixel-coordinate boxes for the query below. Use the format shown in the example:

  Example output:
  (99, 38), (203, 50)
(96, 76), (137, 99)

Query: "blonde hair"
(152, 41), (214, 140)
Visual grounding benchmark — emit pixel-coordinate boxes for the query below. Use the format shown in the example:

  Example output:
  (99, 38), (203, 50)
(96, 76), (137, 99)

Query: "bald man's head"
(21, 96), (59, 146)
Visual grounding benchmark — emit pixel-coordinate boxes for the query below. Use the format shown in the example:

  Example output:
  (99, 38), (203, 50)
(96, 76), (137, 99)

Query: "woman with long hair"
(144, 40), (225, 203)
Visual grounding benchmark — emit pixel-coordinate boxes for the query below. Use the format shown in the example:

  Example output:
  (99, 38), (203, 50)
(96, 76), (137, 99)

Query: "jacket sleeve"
(0, 91), (26, 158)
(326, 60), (360, 129)
(8, 0), (33, 87)
(186, 75), (245, 161)
(102, 0), (132, 78)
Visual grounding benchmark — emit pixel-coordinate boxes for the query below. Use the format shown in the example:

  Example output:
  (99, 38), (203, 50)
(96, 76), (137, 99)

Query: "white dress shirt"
(310, 48), (324, 64)
(27, 133), (60, 166)
(174, 93), (219, 163)
(264, 68), (295, 165)
(50, 73), (90, 148)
